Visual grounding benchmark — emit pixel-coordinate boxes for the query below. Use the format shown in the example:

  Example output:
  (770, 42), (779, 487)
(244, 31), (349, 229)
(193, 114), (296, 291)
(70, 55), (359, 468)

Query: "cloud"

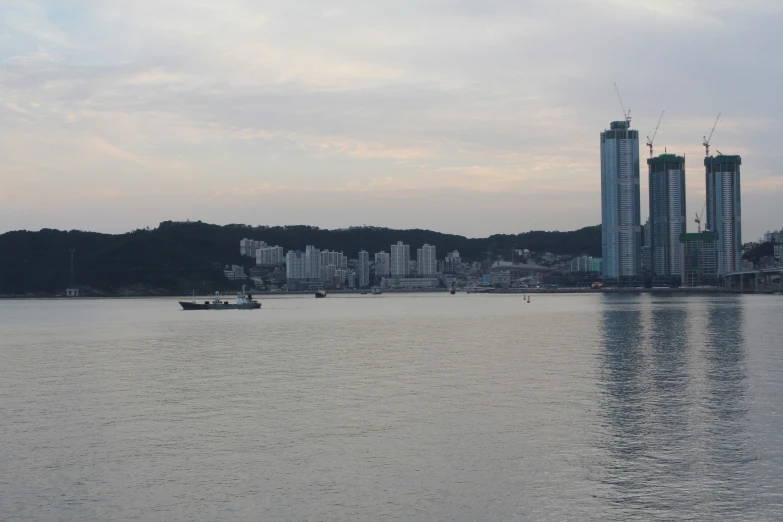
(0, 0), (781, 239)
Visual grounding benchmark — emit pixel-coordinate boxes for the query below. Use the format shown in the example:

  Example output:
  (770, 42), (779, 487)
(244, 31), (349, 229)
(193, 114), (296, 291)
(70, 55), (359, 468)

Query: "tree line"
(0, 221), (601, 295)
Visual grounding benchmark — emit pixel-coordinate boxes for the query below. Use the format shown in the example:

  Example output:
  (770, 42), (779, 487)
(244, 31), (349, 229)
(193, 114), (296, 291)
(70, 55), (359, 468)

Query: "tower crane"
(613, 83), (631, 125)
(646, 110), (665, 158)
(695, 201), (706, 285)
(703, 113), (721, 157)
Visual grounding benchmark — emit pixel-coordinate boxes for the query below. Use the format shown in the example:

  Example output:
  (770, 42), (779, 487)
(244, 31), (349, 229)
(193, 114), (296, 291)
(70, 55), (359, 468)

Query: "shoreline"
(2, 287), (772, 300)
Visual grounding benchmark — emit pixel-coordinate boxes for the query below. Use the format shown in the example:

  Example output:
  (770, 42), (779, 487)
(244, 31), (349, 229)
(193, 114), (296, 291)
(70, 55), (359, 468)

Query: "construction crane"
(613, 83), (631, 125)
(695, 202), (706, 234)
(695, 202), (706, 285)
(703, 113), (721, 157)
(646, 110), (665, 158)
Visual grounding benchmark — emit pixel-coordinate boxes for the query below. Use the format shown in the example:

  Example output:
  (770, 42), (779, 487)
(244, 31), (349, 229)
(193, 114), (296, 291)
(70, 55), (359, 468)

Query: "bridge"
(724, 268), (783, 293)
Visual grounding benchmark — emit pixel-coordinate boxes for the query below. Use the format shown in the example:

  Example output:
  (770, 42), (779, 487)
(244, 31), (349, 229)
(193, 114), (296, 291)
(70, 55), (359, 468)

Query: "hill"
(0, 221), (601, 295)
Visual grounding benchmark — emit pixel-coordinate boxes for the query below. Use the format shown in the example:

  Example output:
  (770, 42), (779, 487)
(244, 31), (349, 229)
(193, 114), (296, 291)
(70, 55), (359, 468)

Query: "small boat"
(527, 296), (531, 303)
(450, 283), (456, 295)
(371, 287), (382, 295)
(180, 286), (261, 310)
(315, 289), (327, 298)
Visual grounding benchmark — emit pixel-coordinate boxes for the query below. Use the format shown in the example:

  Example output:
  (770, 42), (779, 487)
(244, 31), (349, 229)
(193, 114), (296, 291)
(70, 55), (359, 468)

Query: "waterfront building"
(320, 250), (347, 269)
(570, 255), (602, 274)
(305, 245), (320, 280)
(319, 264), (337, 284)
(444, 250), (461, 273)
(390, 241), (410, 278)
(775, 243), (783, 266)
(416, 244), (437, 276)
(375, 251), (391, 278)
(381, 277), (440, 289)
(286, 250), (307, 280)
(600, 120), (642, 282)
(705, 155), (742, 275)
(256, 245), (284, 266)
(641, 218), (651, 275)
(490, 271), (511, 286)
(680, 232), (718, 286)
(648, 154), (687, 284)
(357, 250), (370, 287)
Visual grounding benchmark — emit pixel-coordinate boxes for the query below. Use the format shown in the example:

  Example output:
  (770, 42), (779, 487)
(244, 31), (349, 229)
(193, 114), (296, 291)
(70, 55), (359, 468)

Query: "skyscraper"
(357, 250), (370, 287)
(416, 244), (436, 276)
(647, 154), (686, 283)
(705, 155), (742, 275)
(601, 120), (642, 281)
(390, 241), (410, 278)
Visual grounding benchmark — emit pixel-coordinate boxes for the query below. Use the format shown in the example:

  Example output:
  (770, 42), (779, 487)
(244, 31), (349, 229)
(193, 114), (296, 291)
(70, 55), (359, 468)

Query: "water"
(1, 293), (782, 521)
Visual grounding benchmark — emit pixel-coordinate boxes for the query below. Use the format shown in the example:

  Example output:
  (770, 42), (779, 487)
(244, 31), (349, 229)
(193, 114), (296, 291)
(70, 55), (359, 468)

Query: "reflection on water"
(2, 294), (782, 521)
(598, 295), (756, 520)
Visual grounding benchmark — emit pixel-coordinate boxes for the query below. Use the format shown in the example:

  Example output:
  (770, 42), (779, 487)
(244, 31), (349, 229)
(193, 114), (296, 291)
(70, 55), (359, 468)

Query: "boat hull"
(179, 301), (261, 310)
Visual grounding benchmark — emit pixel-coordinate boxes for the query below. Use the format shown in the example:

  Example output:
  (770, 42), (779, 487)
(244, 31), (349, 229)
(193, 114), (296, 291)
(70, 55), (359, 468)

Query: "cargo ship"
(180, 286), (261, 310)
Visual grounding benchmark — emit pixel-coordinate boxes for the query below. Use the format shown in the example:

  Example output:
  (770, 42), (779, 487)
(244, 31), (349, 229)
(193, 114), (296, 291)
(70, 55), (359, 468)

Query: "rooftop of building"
(647, 153), (685, 164)
(704, 155), (741, 165)
(609, 121), (630, 130)
(680, 231), (719, 242)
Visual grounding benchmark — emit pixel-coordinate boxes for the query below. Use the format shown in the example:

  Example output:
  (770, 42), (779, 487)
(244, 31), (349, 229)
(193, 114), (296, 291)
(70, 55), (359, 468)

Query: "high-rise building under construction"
(705, 155), (742, 275)
(601, 120), (642, 281)
(647, 154), (686, 283)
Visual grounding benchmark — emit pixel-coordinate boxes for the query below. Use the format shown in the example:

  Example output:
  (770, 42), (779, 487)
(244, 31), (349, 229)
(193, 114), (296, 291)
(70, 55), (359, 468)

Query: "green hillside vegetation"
(0, 221), (601, 295)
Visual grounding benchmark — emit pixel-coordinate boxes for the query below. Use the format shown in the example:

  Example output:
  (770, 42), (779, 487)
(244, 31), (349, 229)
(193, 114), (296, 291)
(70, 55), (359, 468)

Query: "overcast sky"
(1, 0), (781, 239)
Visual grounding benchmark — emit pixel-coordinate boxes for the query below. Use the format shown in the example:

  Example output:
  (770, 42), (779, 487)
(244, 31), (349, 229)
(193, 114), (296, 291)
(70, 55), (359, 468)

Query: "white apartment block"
(286, 251), (307, 280)
(416, 244), (437, 276)
(256, 245), (284, 266)
(390, 241), (410, 278)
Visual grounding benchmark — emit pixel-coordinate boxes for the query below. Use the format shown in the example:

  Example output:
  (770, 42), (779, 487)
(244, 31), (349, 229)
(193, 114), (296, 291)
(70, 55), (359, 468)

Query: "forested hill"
(0, 221), (601, 295)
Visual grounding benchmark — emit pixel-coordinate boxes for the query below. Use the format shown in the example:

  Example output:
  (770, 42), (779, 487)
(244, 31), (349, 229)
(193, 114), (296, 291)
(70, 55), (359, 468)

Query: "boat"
(450, 283), (456, 295)
(371, 287), (383, 295)
(315, 289), (327, 298)
(179, 286), (261, 310)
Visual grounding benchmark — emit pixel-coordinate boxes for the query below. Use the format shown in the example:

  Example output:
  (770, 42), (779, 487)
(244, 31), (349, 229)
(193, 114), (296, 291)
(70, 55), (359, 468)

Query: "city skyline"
(1, 1), (782, 239)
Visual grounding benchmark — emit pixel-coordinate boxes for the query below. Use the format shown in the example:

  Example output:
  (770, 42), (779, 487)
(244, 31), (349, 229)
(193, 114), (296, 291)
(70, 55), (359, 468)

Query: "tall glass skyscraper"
(601, 120), (641, 281)
(705, 155), (742, 275)
(647, 154), (686, 283)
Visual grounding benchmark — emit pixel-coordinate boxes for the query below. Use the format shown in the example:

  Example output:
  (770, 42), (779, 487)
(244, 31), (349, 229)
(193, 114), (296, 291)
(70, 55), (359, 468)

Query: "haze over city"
(1, 0), (781, 238)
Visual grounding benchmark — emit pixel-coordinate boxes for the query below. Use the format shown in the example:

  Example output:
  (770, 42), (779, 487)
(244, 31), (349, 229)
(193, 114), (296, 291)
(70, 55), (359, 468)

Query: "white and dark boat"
(315, 289), (327, 298)
(180, 286), (261, 310)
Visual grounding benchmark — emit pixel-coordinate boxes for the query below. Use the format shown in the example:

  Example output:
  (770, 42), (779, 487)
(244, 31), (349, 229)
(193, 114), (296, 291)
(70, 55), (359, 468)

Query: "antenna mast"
(613, 83), (631, 125)
(646, 110), (665, 158)
(703, 113), (721, 157)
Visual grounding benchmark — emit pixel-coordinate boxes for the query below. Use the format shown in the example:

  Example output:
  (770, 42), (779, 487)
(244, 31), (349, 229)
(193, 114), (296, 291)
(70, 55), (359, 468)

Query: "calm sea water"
(1, 293), (782, 521)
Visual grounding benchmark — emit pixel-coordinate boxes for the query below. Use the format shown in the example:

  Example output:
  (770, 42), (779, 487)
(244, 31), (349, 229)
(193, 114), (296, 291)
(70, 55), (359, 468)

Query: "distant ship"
(450, 283), (456, 295)
(180, 286), (261, 310)
(315, 289), (327, 298)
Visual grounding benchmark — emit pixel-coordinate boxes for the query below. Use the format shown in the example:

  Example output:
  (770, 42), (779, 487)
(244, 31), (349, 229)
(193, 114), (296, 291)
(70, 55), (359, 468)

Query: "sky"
(1, 0), (781, 239)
